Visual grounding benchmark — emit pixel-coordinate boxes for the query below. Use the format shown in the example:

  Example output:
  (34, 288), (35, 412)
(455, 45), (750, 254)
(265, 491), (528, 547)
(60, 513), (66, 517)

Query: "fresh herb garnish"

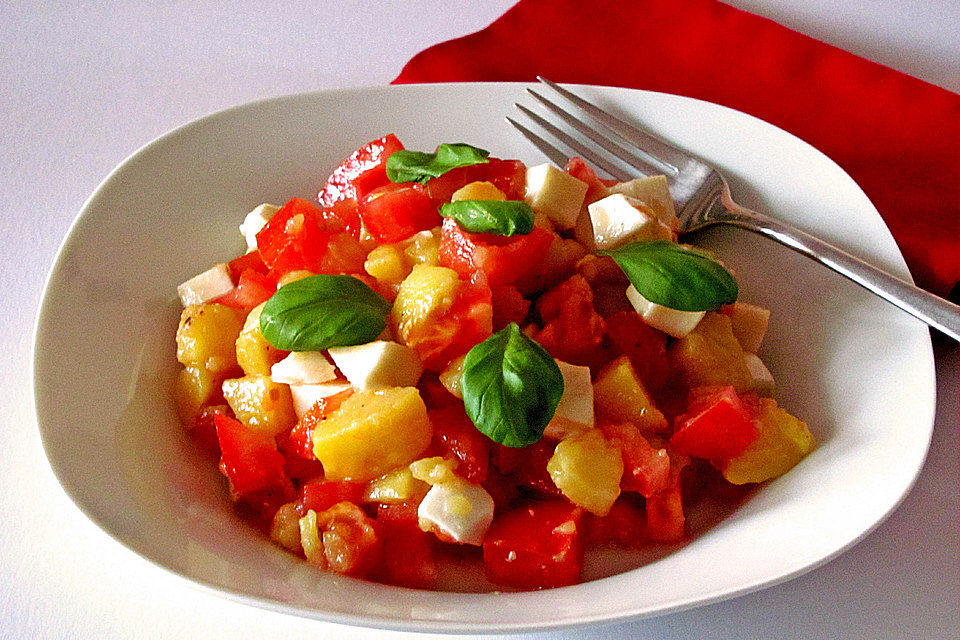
(440, 200), (534, 236)
(386, 143), (489, 184)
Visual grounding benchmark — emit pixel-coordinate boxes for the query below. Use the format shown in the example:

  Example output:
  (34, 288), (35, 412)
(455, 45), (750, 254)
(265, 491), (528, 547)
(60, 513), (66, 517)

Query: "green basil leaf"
(599, 240), (738, 312)
(386, 143), (489, 183)
(460, 323), (564, 448)
(259, 274), (391, 351)
(439, 200), (534, 236)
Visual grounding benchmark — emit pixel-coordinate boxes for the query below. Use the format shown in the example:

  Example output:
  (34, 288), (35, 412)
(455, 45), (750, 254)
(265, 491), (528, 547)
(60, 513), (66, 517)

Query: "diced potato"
(312, 387), (432, 482)
(409, 456), (460, 485)
(403, 229), (440, 266)
(176, 303), (245, 374)
(362, 466), (429, 504)
(452, 181), (506, 202)
(276, 269), (315, 288)
(593, 355), (668, 433)
(173, 365), (218, 424)
(221, 374), (296, 436)
(744, 353), (776, 397)
(270, 502), (303, 553)
(725, 302), (771, 353)
(721, 398), (815, 484)
(298, 509), (324, 565)
(668, 312), (755, 393)
(392, 265), (460, 344)
(547, 429), (623, 516)
(365, 244), (411, 286)
(438, 354), (466, 398)
(235, 302), (281, 376)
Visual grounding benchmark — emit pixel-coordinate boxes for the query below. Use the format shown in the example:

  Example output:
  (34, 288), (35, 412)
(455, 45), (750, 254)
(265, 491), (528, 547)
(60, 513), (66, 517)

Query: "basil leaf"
(460, 323), (564, 448)
(599, 240), (738, 312)
(440, 200), (534, 236)
(386, 143), (489, 183)
(259, 275), (391, 351)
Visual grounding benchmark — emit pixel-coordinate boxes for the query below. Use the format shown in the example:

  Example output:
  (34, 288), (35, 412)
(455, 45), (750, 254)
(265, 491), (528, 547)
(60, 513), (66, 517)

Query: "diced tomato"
(599, 423), (671, 497)
(315, 231), (369, 275)
(318, 134), (405, 207)
(298, 479), (365, 516)
(214, 269), (276, 310)
(192, 404), (229, 458)
(533, 274), (608, 369)
(287, 388), (356, 461)
(374, 518), (438, 590)
(429, 405), (489, 484)
(227, 249), (268, 279)
(586, 496), (646, 548)
(358, 182), (441, 243)
(669, 387), (760, 460)
(438, 217), (553, 287)
(422, 158), (527, 202)
(490, 284), (530, 331)
(490, 440), (563, 498)
(376, 500), (422, 528)
(322, 197), (363, 238)
(645, 483), (685, 543)
(605, 311), (670, 391)
(214, 414), (293, 502)
(482, 500), (585, 590)
(255, 197), (338, 275)
(403, 278), (492, 371)
(564, 157), (609, 201)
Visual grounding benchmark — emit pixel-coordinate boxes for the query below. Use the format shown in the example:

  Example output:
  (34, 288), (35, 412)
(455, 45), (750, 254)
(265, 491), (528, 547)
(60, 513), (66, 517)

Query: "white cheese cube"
(271, 351), (337, 385)
(327, 340), (423, 390)
(524, 163), (589, 230)
(239, 203), (280, 252)
(744, 353), (776, 397)
(626, 284), (705, 338)
(544, 360), (594, 440)
(176, 263), (234, 306)
(606, 175), (678, 231)
(726, 302), (771, 353)
(417, 480), (495, 546)
(289, 381), (353, 419)
(588, 193), (673, 250)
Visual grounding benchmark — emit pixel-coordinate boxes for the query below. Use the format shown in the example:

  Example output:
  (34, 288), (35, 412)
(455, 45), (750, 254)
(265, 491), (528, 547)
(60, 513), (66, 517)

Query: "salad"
(172, 135), (815, 590)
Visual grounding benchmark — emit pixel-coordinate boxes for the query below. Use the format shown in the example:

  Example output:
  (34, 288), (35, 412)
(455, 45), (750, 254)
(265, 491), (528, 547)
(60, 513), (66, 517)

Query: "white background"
(2, 1), (957, 638)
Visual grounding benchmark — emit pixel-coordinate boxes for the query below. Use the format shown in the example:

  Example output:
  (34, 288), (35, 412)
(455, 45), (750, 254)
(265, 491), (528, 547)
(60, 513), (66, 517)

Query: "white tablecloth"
(2, 2), (956, 638)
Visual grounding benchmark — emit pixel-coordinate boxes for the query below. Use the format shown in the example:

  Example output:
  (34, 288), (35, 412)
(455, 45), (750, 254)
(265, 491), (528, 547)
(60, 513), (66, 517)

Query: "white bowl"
(32, 83), (936, 633)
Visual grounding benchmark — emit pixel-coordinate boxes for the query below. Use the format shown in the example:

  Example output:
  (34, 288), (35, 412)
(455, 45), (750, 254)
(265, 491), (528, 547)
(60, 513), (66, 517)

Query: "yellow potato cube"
(362, 467), (429, 504)
(438, 354), (466, 398)
(176, 303), (245, 374)
(725, 302), (771, 353)
(365, 244), (411, 286)
(276, 269), (315, 288)
(392, 265), (460, 344)
(221, 374), (296, 436)
(311, 387), (432, 482)
(270, 502), (303, 553)
(668, 312), (755, 392)
(173, 365), (218, 424)
(593, 355), (668, 433)
(547, 429), (623, 516)
(403, 229), (441, 266)
(409, 456), (460, 485)
(722, 398), (815, 484)
(451, 181), (507, 202)
(235, 302), (281, 376)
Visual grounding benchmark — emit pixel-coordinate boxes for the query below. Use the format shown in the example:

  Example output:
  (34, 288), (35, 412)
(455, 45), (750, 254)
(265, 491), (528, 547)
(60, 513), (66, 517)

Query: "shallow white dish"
(32, 83), (935, 633)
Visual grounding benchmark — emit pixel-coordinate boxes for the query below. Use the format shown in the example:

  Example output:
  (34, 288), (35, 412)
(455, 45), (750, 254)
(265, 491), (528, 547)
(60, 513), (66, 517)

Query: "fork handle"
(712, 194), (960, 342)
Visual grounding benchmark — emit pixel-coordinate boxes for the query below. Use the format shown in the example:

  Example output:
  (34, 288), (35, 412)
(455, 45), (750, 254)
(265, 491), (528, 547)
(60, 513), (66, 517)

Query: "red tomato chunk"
(359, 182), (440, 243)
(214, 414), (293, 504)
(670, 387), (760, 460)
(318, 134), (404, 208)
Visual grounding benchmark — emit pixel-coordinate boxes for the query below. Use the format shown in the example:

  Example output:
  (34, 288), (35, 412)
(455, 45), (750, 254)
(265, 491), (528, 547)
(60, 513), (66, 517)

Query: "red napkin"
(394, 0), (960, 298)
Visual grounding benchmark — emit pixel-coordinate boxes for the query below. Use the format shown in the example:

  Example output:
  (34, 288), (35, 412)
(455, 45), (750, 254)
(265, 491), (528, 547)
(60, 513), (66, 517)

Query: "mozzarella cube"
(524, 163), (589, 229)
(417, 480), (495, 546)
(289, 381), (353, 419)
(271, 351), (337, 385)
(744, 353), (776, 397)
(544, 360), (594, 440)
(327, 340), (423, 390)
(177, 263), (234, 306)
(239, 203), (280, 252)
(626, 284), (705, 338)
(588, 193), (673, 250)
(606, 175), (678, 231)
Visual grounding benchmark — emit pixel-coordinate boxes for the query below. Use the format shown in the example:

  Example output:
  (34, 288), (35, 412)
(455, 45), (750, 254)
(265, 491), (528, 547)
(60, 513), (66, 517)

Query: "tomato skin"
(423, 158), (527, 202)
(645, 482), (686, 543)
(438, 218), (554, 287)
(490, 440), (563, 498)
(599, 423), (671, 497)
(586, 496), (647, 548)
(429, 405), (490, 484)
(214, 269), (276, 310)
(669, 387), (759, 460)
(490, 284), (530, 331)
(374, 502), (438, 589)
(483, 500), (585, 590)
(298, 479), (365, 516)
(214, 414), (293, 502)
(227, 249), (268, 279)
(358, 182), (440, 243)
(318, 134), (405, 208)
(532, 274), (608, 369)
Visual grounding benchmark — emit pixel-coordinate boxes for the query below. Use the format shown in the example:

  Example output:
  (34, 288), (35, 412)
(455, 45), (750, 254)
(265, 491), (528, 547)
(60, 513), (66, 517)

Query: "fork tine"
(537, 76), (686, 175)
(504, 117), (570, 168)
(514, 104), (632, 181)
(525, 88), (664, 178)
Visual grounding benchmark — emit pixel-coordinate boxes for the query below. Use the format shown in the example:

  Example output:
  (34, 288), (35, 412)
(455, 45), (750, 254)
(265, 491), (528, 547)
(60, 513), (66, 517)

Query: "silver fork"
(508, 77), (959, 342)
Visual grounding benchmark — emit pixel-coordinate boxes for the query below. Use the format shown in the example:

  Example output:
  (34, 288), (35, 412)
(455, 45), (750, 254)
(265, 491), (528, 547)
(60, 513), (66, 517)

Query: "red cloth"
(394, 0), (959, 297)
